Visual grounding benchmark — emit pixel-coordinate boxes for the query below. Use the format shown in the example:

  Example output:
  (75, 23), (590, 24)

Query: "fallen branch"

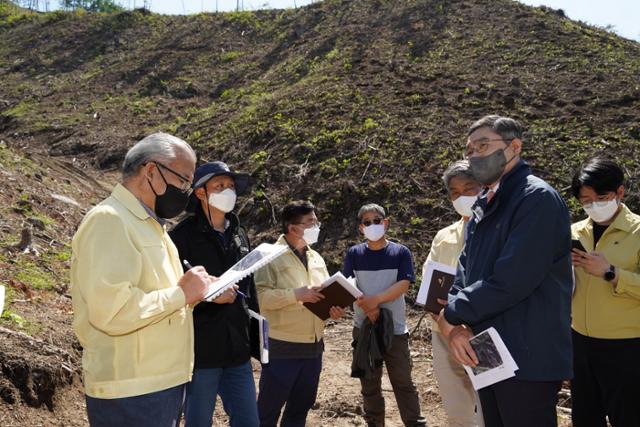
(410, 176), (426, 193)
(359, 145), (379, 184)
(410, 312), (428, 338)
(261, 192), (278, 225)
(8, 227), (37, 255)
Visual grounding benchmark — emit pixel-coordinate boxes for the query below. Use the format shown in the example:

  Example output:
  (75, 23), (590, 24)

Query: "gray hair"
(122, 132), (196, 180)
(468, 115), (523, 141)
(442, 160), (477, 189)
(357, 203), (386, 221)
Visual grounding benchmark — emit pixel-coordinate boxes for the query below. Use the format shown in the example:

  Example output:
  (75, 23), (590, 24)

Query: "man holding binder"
(425, 160), (483, 427)
(343, 203), (426, 427)
(254, 200), (345, 427)
(437, 116), (573, 427)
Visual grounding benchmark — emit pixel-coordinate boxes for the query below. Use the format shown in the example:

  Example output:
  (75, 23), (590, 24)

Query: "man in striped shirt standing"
(343, 203), (426, 427)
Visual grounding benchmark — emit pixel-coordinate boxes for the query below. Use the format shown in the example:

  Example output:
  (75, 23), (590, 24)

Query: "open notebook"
(204, 243), (288, 301)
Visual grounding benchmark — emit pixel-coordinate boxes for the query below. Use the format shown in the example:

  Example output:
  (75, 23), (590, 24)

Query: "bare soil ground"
(213, 309), (572, 427)
(1, 299), (573, 426)
(2, 0), (637, 424)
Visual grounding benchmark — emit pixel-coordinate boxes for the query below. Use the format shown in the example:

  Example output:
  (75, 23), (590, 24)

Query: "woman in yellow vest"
(570, 156), (640, 426)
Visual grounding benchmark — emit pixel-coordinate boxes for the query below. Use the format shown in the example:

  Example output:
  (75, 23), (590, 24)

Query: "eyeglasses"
(295, 220), (321, 228)
(154, 162), (193, 193)
(361, 217), (384, 227)
(581, 197), (616, 208)
(464, 138), (511, 159)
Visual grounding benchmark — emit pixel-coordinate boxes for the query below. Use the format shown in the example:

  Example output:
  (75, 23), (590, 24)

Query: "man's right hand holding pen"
(178, 259), (220, 305)
(178, 265), (213, 305)
(181, 259), (240, 305)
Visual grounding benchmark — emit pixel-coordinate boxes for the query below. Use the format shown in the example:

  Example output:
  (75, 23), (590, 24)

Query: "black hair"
(281, 200), (316, 234)
(468, 115), (524, 141)
(571, 156), (625, 199)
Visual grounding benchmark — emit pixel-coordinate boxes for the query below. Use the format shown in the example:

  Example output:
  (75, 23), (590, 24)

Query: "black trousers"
(571, 330), (640, 427)
(257, 356), (322, 427)
(478, 377), (561, 427)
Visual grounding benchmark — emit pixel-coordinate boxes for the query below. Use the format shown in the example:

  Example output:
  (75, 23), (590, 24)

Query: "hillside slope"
(0, 0), (639, 424)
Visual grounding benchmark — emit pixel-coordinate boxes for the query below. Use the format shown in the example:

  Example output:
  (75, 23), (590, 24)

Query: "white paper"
(319, 271), (362, 298)
(0, 285), (4, 315)
(463, 327), (519, 390)
(204, 243), (287, 301)
(249, 309), (269, 364)
(416, 259), (456, 306)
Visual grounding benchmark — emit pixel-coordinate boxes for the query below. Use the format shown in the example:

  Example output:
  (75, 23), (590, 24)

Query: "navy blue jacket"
(444, 161), (573, 381)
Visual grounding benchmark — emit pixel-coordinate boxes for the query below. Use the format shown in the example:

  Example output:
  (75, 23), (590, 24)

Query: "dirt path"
(211, 310), (448, 426)
(305, 312), (447, 427)
(214, 308), (572, 426)
(0, 295), (571, 426)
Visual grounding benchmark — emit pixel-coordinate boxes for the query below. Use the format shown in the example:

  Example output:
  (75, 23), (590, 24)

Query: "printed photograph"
(470, 331), (504, 375)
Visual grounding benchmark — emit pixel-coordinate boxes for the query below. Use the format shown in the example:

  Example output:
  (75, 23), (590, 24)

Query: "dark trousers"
(571, 330), (640, 427)
(257, 356), (322, 427)
(478, 377), (561, 427)
(85, 383), (186, 427)
(353, 329), (426, 427)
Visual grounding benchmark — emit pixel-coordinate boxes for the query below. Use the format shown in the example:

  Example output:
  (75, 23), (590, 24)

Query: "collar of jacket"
(112, 183), (156, 222)
(275, 234), (312, 260)
(194, 206), (240, 235)
(494, 160), (530, 200)
(479, 160), (531, 219)
(575, 203), (638, 237)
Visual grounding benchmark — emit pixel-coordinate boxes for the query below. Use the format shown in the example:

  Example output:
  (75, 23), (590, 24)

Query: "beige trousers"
(432, 329), (484, 427)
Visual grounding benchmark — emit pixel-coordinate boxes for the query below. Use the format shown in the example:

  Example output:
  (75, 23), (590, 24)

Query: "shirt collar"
(111, 183), (166, 226)
(285, 235), (307, 255)
(606, 203), (635, 233)
(482, 182), (500, 198)
(214, 218), (231, 233)
(138, 198), (167, 226)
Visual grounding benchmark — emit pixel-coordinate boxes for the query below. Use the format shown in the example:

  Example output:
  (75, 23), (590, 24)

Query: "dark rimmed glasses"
(154, 162), (193, 194)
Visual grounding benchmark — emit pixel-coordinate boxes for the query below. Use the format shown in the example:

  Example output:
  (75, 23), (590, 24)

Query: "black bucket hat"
(192, 161), (250, 195)
(186, 161), (251, 213)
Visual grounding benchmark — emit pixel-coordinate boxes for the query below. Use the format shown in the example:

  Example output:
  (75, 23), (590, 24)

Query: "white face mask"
(208, 188), (237, 213)
(363, 223), (385, 242)
(302, 225), (320, 245)
(584, 199), (619, 223)
(452, 195), (478, 218)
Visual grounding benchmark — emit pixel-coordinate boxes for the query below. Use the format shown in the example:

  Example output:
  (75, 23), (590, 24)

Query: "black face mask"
(469, 143), (515, 186)
(148, 170), (190, 219)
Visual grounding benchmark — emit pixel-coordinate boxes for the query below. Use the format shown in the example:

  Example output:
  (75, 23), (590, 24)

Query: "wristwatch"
(604, 265), (616, 282)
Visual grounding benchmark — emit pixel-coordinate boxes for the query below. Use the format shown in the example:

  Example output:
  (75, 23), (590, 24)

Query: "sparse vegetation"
(0, 0), (638, 424)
